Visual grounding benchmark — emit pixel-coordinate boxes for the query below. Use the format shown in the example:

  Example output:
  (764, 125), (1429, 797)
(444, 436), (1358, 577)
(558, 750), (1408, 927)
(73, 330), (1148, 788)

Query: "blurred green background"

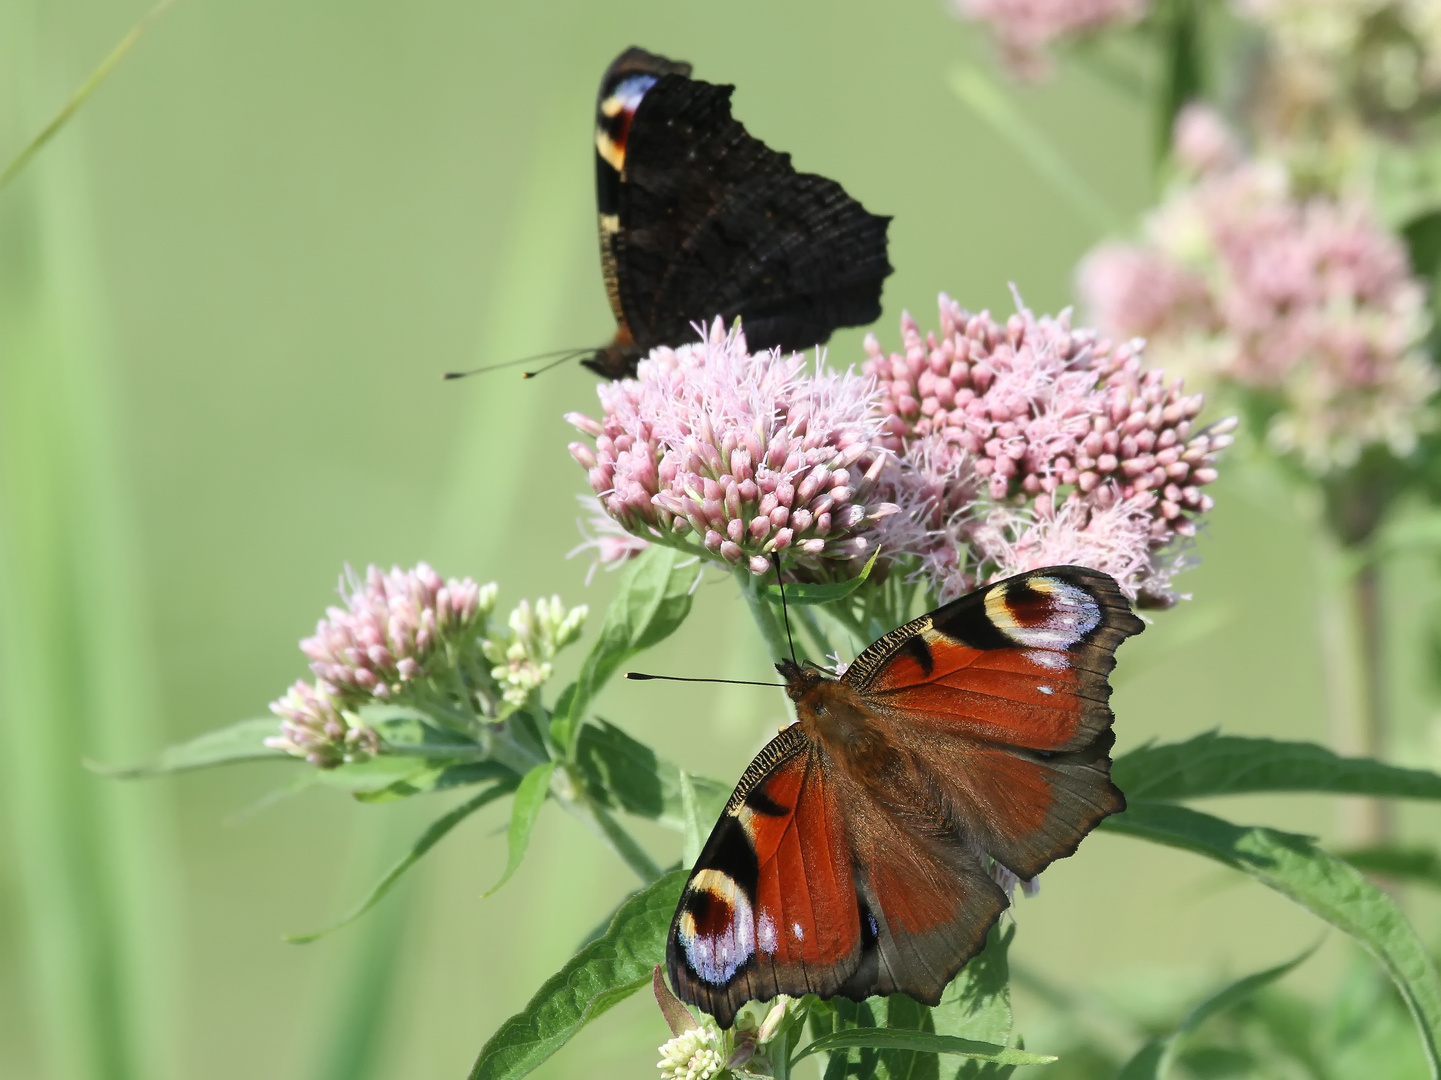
(4, 1), (1441, 1077)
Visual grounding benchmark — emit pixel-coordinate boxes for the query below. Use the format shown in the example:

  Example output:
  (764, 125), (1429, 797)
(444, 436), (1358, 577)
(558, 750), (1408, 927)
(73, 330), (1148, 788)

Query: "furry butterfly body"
(586, 47), (893, 379)
(667, 566), (1143, 1027)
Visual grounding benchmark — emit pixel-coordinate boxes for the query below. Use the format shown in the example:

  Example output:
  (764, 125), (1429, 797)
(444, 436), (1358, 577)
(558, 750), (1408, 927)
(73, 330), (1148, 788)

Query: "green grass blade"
(286, 778), (517, 943)
(1112, 732), (1441, 801)
(1104, 801), (1441, 1077)
(947, 64), (1121, 234)
(467, 869), (687, 1080)
(0, 7), (181, 1077)
(483, 762), (555, 898)
(0, 0), (174, 191)
(1340, 846), (1441, 887)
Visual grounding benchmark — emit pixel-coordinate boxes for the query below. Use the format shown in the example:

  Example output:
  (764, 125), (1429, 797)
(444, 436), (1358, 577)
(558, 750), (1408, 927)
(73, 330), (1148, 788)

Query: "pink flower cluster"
(865, 296), (1231, 605)
(568, 319), (897, 579)
(266, 564), (494, 768)
(1077, 106), (1436, 471)
(302, 563), (491, 699)
(266, 680), (379, 769)
(953, 0), (1151, 78)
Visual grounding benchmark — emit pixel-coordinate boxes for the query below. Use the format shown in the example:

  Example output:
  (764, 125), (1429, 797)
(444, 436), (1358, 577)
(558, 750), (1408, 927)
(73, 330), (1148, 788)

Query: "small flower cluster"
(953, 0), (1151, 78)
(568, 318), (897, 580)
(1077, 105), (1437, 473)
(266, 679), (379, 769)
(267, 563), (587, 767)
(864, 295), (1231, 605)
(657, 1027), (727, 1080)
(481, 597), (587, 709)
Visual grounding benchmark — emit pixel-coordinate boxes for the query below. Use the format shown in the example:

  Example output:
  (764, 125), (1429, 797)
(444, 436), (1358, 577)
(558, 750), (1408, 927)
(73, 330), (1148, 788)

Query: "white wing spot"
(1037, 685), (1054, 695)
(757, 912), (777, 955)
(792, 921), (805, 941)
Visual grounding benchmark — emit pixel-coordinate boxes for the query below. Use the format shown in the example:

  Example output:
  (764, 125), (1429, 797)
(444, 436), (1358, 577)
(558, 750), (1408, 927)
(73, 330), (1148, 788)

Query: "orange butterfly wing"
(666, 565), (1142, 1026)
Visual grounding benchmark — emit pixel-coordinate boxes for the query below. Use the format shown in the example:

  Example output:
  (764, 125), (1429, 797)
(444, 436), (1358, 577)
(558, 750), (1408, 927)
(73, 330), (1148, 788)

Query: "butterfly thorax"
(778, 661), (894, 783)
(583, 328), (642, 380)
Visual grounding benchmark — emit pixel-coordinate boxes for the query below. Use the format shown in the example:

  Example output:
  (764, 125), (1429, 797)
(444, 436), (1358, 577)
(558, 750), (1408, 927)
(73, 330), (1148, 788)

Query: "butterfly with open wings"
(586, 47), (893, 379)
(666, 565), (1143, 1028)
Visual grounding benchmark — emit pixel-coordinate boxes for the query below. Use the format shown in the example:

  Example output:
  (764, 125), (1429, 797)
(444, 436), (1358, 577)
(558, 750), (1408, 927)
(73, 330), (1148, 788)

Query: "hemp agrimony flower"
(265, 679), (379, 768)
(568, 318), (898, 581)
(953, 0), (1150, 79)
(481, 596), (587, 709)
(865, 296), (1230, 605)
(1078, 107), (1437, 473)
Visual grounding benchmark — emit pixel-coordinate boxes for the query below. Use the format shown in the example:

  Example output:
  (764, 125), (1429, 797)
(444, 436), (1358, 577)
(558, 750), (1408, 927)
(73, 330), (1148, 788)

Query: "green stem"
(737, 568), (799, 663)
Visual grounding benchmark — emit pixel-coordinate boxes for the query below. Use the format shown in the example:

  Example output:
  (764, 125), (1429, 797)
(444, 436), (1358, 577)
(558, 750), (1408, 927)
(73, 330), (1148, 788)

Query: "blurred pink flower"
(865, 296), (1230, 605)
(1171, 103), (1242, 175)
(1078, 111), (1437, 471)
(266, 679), (379, 769)
(954, 0), (1151, 78)
(568, 319), (898, 579)
(302, 563), (493, 699)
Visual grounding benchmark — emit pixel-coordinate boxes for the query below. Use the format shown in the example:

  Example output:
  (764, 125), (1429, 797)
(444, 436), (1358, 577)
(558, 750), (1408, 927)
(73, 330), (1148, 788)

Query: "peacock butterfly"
(586, 47), (893, 380)
(666, 565), (1143, 1028)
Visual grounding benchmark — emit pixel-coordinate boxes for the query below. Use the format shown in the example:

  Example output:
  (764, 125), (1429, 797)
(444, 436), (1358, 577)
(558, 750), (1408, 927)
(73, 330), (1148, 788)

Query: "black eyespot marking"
(899, 635), (934, 675)
(932, 598), (1013, 652)
(703, 815), (760, 894)
(860, 902), (880, 948)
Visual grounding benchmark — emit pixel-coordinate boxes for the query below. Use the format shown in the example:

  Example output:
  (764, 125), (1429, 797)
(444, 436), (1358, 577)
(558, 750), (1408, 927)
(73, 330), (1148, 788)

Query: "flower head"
(953, 0), (1151, 78)
(657, 1025), (726, 1080)
(481, 596), (588, 710)
(265, 679), (379, 768)
(1078, 111), (1436, 472)
(569, 319), (897, 580)
(302, 563), (494, 699)
(864, 295), (1229, 605)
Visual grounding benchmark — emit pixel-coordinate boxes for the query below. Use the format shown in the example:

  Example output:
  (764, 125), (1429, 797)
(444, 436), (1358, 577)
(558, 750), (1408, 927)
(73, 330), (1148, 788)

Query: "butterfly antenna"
(627, 673), (784, 687)
(771, 553), (799, 665)
(521, 350), (589, 379)
(442, 347), (588, 381)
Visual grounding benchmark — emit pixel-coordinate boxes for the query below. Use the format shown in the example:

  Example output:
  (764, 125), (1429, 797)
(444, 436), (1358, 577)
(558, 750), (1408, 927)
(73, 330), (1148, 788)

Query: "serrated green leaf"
(574, 717), (728, 833)
(1111, 732), (1441, 802)
(287, 777), (518, 944)
(550, 546), (695, 752)
(91, 716), (287, 777)
(467, 869), (687, 1080)
(763, 547), (879, 606)
(793, 1030), (1054, 1068)
(484, 762), (555, 898)
(1103, 800), (1441, 1077)
(1115, 946), (1314, 1079)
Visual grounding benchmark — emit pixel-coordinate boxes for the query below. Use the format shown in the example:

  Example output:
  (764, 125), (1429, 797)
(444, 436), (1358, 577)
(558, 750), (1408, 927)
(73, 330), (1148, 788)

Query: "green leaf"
(467, 869), (687, 1080)
(1404, 208), (1441, 281)
(792, 1030), (1054, 1068)
(484, 762), (555, 898)
(763, 547), (879, 606)
(678, 770), (706, 867)
(574, 717), (728, 833)
(1341, 845), (1441, 888)
(286, 778), (518, 943)
(1103, 800), (1441, 1076)
(880, 996), (940, 1080)
(351, 760), (515, 803)
(91, 717), (287, 777)
(1111, 732), (1441, 802)
(1114, 946), (1314, 1079)
(550, 546), (695, 752)
(933, 925), (1016, 1080)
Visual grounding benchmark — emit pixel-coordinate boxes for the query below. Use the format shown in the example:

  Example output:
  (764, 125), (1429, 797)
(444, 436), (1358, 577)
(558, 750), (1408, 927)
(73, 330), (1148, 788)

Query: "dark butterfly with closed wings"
(666, 565), (1143, 1027)
(586, 47), (893, 379)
